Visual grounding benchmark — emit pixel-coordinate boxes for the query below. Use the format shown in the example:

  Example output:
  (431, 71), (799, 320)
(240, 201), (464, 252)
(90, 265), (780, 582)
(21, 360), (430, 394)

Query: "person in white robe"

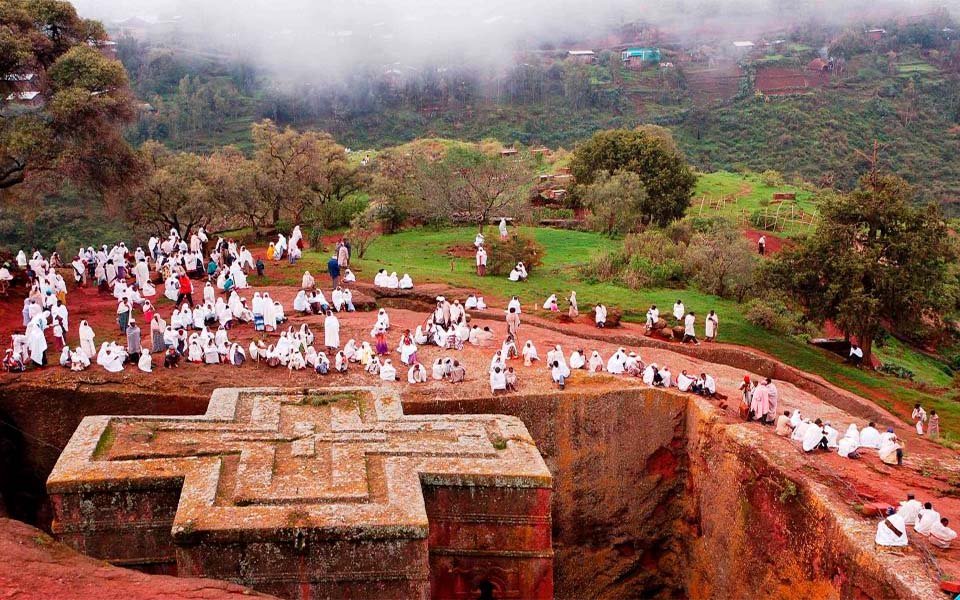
(138, 350), (152, 373)
(859, 423), (882, 449)
(676, 371), (695, 392)
(498, 218), (508, 239)
(551, 359), (570, 389)
(790, 410), (802, 429)
(78, 320), (96, 358)
(293, 290), (309, 314)
(876, 507), (909, 547)
(673, 300), (685, 322)
(837, 431), (860, 459)
(373, 269), (387, 287)
(639, 363), (655, 384)
(398, 337), (418, 366)
(262, 293), (278, 331)
(274, 233), (287, 260)
(380, 358), (397, 381)
(376, 308), (391, 331)
(97, 342), (125, 373)
(25, 311), (48, 365)
(508, 266), (523, 282)
(490, 366), (507, 393)
(569, 349), (586, 370)
(302, 271), (315, 290)
(802, 419), (828, 452)
(705, 310), (719, 341)
(476, 296), (487, 310)
(660, 366), (673, 387)
(522, 341), (539, 366)
(399, 274), (414, 289)
(594, 304), (607, 328)
(791, 419), (810, 442)
(229, 343), (245, 366)
(915, 503), (941, 536)
(384, 272), (399, 289)
(343, 268), (356, 283)
(324, 312), (340, 349)
(930, 519), (957, 549)
(408, 362), (428, 383)
(898, 494), (923, 526)
(843, 424), (860, 448)
(543, 294), (557, 310)
(588, 351), (603, 372)
(823, 423), (840, 448)
(606, 349), (626, 374)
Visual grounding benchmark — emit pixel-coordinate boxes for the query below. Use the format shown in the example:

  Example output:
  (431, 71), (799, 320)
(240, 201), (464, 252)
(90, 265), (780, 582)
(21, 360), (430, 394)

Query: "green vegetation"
(92, 425), (117, 460)
(690, 171), (819, 237)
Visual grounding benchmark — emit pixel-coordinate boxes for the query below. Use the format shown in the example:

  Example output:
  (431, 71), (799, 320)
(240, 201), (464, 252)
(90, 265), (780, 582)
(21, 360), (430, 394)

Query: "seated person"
(929, 518), (957, 549)
(875, 507), (908, 548)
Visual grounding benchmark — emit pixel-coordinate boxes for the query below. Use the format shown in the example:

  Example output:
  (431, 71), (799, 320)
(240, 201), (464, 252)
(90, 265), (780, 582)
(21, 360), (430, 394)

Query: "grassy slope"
(302, 225), (959, 441)
(692, 171), (819, 237)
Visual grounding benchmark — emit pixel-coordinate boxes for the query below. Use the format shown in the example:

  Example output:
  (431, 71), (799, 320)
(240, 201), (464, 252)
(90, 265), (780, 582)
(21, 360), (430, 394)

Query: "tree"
(249, 120), (361, 228)
(768, 174), (958, 363)
(582, 170), (649, 237)
(129, 141), (217, 237)
(202, 146), (266, 235)
(683, 222), (758, 301)
(346, 203), (383, 259)
(436, 147), (530, 231)
(570, 129), (696, 226)
(1, 0), (137, 194)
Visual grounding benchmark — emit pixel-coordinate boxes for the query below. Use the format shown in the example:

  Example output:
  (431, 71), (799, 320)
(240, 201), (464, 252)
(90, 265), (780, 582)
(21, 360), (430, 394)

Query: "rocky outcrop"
(0, 517), (271, 599)
(682, 398), (941, 600)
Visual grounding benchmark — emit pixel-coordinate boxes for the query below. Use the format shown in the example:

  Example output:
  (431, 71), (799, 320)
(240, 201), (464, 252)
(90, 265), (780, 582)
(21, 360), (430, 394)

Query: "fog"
(73, 0), (956, 78)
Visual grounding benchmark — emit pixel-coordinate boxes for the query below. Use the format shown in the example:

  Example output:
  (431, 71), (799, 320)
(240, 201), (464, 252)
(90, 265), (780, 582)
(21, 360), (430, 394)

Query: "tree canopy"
(0, 0), (137, 194)
(768, 173), (958, 361)
(582, 170), (649, 237)
(570, 128), (696, 226)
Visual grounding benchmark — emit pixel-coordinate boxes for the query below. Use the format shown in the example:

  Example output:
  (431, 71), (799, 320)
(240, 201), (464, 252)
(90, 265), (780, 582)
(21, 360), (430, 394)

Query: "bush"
(487, 233), (545, 276)
(745, 298), (812, 335)
(759, 169), (785, 187)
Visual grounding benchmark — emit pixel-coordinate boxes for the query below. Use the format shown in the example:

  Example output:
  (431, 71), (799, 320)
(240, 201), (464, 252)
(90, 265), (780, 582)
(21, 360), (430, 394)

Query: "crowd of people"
(2, 224), (953, 562)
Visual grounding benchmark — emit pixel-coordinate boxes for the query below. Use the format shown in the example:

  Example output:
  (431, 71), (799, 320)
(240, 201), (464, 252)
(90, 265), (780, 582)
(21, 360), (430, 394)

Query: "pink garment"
(750, 384), (770, 419)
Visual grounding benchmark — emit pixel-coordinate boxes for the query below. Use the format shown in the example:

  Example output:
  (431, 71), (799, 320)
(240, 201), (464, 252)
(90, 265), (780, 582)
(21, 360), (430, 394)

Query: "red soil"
(742, 228), (789, 254)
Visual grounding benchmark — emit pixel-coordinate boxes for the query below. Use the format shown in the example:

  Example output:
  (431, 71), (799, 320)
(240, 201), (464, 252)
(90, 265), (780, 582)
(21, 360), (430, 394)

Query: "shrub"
(487, 233), (545, 276)
(745, 298), (812, 335)
(759, 169), (785, 187)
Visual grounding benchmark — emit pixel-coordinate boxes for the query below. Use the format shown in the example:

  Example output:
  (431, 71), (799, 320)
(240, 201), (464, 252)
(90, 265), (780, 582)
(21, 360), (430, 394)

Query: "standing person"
(673, 299), (685, 323)
(738, 375), (754, 420)
(337, 240), (350, 269)
(176, 271), (194, 308)
(323, 310), (340, 351)
(126, 321), (141, 364)
(682, 312), (700, 345)
(327, 255), (340, 288)
(929, 410), (940, 439)
(498, 218), (508, 240)
(116, 298), (131, 333)
(476, 246), (487, 277)
(506, 307), (521, 337)
(594, 303), (607, 328)
(758, 235), (766, 256)
(568, 291), (578, 319)
(705, 310), (719, 342)
(912, 404), (927, 436)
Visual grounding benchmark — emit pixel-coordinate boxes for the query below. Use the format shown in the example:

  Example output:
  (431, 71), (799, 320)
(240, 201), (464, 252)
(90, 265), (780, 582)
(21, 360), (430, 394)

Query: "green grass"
(305, 225), (960, 440)
(690, 171), (819, 237)
(874, 336), (953, 388)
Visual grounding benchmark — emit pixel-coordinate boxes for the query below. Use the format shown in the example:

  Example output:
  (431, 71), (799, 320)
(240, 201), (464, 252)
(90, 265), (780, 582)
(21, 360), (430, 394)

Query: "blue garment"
(327, 258), (340, 279)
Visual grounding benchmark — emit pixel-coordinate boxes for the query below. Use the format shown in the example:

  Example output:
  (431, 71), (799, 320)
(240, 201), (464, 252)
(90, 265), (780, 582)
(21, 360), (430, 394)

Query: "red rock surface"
(0, 517), (270, 599)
